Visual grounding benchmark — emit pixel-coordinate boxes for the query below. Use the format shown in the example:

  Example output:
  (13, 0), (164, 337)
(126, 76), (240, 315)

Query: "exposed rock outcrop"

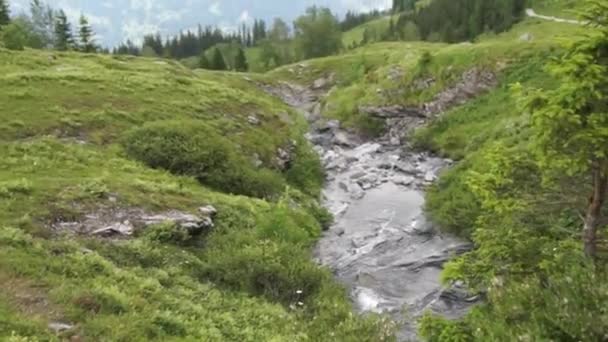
(53, 205), (217, 238)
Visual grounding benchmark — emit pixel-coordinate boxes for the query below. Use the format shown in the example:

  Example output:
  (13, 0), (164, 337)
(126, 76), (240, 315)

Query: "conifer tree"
(30, 0), (55, 48)
(210, 47), (226, 70)
(0, 0), (10, 27)
(54, 9), (74, 50)
(78, 14), (96, 52)
(517, 0), (608, 258)
(234, 47), (248, 72)
(199, 52), (210, 69)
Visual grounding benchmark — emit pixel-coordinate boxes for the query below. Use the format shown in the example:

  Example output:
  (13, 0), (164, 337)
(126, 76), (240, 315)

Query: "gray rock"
(333, 131), (356, 147)
(141, 211), (213, 235)
(519, 32), (533, 42)
(424, 173), (437, 182)
(251, 153), (263, 167)
(198, 205), (217, 217)
(387, 66), (405, 81)
(350, 184), (366, 200)
(410, 216), (434, 235)
(360, 105), (425, 119)
(91, 222), (134, 237)
(350, 171), (367, 180)
(393, 176), (415, 186)
(247, 115), (261, 125)
(48, 322), (74, 333)
(312, 77), (330, 89)
(318, 119), (340, 132)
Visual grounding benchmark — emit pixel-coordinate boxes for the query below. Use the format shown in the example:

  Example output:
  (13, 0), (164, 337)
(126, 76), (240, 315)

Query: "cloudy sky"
(8, 0), (391, 47)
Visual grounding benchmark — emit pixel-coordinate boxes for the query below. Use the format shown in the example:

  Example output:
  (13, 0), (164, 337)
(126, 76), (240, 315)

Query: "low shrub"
(122, 120), (287, 199)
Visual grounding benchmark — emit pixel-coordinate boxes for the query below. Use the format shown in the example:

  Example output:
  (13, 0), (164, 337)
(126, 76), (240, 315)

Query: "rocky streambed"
(264, 81), (479, 341)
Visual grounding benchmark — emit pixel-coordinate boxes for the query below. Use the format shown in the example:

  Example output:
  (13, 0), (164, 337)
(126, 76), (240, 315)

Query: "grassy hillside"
(0, 49), (393, 341)
(342, 15), (395, 48)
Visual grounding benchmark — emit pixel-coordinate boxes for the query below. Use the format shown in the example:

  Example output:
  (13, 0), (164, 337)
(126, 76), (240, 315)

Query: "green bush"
(425, 164), (481, 238)
(142, 222), (191, 244)
(122, 120), (287, 199)
(285, 139), (324, 198)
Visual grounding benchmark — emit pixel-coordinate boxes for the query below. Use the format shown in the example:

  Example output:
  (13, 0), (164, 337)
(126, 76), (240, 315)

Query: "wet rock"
(350, 184), (366, 200)
(357, 174), (379, 190)
(339, 182), (349, 192)
(350, 171), (367, 180)
(395, 162), (418, 175)
(360, 105), (425, 119)
(49, 322), (74, 333)
(335, 227), (346, 236)
(333, 131), (356, 147)
(317, 119), (340, 132)
(393, 176), (415, 186)
(91, 222), (133, 237)
(424, 172), (437, 182)
(410, 216), (434, 235)
(247, 115), (260, 125)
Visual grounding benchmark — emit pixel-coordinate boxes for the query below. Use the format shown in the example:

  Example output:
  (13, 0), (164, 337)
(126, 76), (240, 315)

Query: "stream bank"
(264, 81), (477, 341)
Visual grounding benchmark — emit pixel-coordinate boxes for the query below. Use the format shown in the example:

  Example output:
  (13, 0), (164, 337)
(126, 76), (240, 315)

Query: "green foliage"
(122, 120), (286, 199)
(284, 139), (324, 198)
(233, 47), (248, 71)
(54, 10), (74, 51)
(0, 0), (9, 27)
(142, 222), (191, 244)
(78, 14), (96, 53)
(419, 312), (472, 342)
(294, 6), (343, 59)
(395, 0), (526, 43)
(210, 47), (227, 70)
(198, 52), (210, 69)
(1, 18), (43, 50)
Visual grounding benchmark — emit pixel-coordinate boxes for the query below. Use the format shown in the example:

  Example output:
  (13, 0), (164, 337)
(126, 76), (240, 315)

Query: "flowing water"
(266, 82), (475, 341)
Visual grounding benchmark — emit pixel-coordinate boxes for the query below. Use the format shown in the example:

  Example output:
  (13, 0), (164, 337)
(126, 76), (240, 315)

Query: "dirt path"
(525, 8), (584, 25)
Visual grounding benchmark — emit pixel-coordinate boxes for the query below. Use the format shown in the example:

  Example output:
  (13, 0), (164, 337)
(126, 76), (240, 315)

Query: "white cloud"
(340, 0), (392, 12)
(209, 2), (222, 16)
(122, 19), (161, 45)
(238, 10), (251, 23)
(59, 4), (111, 29)
(157, 9), (184, 23)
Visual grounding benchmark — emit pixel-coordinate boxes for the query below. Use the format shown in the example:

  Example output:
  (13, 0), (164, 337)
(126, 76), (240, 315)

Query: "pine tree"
(78, 14), (96, 52)
(210, 47), (226, 70)
(517, 0), (608, 258)
(0, 0), (10, 27)
(199, 52), (210, 69)
(54, 10), (74, 50)
(234, 47), (248, 72)
(30, 0), (55, 48)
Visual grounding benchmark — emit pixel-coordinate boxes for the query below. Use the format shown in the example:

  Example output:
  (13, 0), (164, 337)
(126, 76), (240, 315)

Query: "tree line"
(388, 0), (527, 43)
(0, 0), (347, 73)
(115, 6), (344, 72)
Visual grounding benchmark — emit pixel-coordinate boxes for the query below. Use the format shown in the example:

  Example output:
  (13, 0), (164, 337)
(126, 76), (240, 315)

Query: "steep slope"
(0, 49), (393, 341)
